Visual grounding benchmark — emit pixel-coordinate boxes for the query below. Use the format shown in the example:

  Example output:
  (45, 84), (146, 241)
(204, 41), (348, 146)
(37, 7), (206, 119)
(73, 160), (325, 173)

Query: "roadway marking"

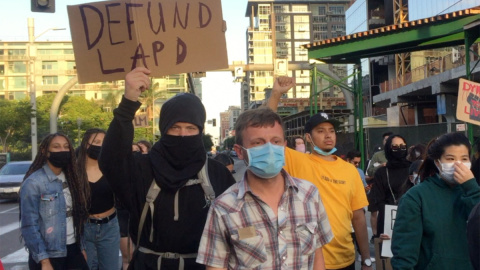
(1, 248), (123, 264)
(1, 248), (28, 263)
(0, 206), (19, 214)
(0, 222), (20, 236)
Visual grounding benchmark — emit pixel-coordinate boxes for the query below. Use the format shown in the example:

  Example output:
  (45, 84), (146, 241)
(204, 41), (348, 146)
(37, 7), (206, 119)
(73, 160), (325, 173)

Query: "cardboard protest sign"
(68, 0), (228, 84)
(133, 114), (148, 128)
(381, 204), (397, 258)
(457, 78), (480, 125)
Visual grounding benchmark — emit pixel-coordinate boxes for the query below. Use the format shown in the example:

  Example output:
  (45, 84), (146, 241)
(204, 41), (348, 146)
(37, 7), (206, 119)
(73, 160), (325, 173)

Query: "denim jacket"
(20, 164), (85, 263)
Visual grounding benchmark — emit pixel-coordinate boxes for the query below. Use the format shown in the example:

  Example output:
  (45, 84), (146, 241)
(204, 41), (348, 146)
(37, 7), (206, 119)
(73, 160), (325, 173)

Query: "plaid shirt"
(197, 170), (333, 270)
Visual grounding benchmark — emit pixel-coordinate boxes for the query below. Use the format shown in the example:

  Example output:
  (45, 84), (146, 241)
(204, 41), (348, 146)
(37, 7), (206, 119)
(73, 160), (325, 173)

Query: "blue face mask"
(306, 133), (337, 156)
(242, 143), (285, 179)
(313, 146), (337, 156)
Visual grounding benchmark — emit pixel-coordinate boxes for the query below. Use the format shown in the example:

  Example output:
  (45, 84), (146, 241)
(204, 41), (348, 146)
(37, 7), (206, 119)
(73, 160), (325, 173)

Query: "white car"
(0, 161), (32, 200)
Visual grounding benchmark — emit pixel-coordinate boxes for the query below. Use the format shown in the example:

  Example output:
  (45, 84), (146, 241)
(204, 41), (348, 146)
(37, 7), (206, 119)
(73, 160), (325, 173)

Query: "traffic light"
(212, 119), (216, 127)
(31, 0), (55, 13)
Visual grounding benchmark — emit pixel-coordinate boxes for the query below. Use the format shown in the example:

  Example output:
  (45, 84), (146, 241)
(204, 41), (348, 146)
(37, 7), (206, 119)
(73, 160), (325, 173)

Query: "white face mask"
(436, 161), (472, 184)
(437, 162), (456, 184)
(411, 173), (419, 184)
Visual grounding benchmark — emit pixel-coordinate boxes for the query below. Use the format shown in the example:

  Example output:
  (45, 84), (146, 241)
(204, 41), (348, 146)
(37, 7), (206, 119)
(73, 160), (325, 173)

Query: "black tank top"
(88, 176), (115, 214)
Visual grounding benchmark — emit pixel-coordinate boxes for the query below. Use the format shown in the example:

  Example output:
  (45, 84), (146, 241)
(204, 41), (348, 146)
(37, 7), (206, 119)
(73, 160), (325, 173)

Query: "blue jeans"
(84, 215), (120, 270)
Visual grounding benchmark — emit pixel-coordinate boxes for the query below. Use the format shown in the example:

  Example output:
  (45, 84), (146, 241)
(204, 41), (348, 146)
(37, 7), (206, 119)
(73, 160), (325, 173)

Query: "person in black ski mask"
(99, 67), (235, 270)
(370, 134), (411, 238)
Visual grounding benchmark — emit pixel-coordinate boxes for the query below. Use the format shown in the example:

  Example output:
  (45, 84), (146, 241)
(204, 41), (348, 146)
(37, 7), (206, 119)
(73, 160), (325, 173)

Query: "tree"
(203, 134), (214, 151)
(0, 99), (32, 153)
(223, 136), (235, 150)
(98, 89), (123, 111)
(36, 94), (112, 146)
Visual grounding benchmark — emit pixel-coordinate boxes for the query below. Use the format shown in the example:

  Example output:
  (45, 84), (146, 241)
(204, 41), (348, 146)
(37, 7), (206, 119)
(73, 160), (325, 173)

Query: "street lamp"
(28, 17), (65, 160)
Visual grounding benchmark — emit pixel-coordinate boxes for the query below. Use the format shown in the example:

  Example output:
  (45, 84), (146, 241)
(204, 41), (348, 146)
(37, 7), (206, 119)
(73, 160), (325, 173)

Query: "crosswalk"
(0, 205), (28, 268)
(0, 213), (122, 268)
(2, 248), (28, 264)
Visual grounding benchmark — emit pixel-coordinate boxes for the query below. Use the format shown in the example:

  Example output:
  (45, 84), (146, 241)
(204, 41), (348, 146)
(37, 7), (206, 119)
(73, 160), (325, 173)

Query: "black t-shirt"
(88, 175), (115, 214)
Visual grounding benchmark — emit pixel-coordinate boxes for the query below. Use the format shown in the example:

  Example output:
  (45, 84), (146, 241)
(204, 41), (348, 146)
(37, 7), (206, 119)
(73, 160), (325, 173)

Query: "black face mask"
(391, 149), (407, 159)
(48, 151), (71, 168)
(87, 145), (102, 160)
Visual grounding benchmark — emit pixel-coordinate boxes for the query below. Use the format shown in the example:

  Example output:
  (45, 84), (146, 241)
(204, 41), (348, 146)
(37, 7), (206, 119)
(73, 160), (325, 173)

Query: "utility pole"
(27, 18), (65, 159)
(28, 18), (38, 160)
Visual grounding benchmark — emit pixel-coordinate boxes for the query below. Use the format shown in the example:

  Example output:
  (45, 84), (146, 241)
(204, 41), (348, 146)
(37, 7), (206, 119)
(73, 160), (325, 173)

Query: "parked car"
(0, 161), (32, 200)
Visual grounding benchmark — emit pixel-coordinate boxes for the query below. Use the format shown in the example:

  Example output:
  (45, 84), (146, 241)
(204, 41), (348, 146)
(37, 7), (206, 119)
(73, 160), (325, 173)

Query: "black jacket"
(99, 96), (235, 269)
(371, 166), (409, 236)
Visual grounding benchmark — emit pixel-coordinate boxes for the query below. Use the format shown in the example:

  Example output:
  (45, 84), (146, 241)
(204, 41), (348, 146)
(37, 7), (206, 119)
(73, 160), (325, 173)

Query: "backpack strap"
(198, 160), (215, 206)
(136, 159), (215, 246)
(136, 180), (161, 248)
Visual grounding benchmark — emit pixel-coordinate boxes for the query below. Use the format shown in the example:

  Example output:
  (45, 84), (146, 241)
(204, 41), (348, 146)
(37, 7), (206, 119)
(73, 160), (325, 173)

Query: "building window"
(7, 49), (26, 56)
(294, 15), (309, 23)
(292, 5), (308, 12)
(42, 61), (58, 70)
(8, 62), (27, 73)
(313, 24), (328, 32)
(329, 6), (344, 15)
(9, 77), (27, 89)
(42, 91), (58, 95)
(71, 90), (85, 97)
(276, 25), (287, 32)
(318, 6), (326, 15)
(313, 32), (328, 41)
(259, 5), (271, 15)
(273, 5), (288, 14)
(275, 15), (289, 23)
(331, 25), (346, 31)
(313, 16), (327, 23)
(42, 76), (58, 85)
(14, 91), (27, 100)
(66, 61), (76, 70)
(329, 16), (345, 22)
(38, 49), (62, 55)
(0, 64), (4, 75)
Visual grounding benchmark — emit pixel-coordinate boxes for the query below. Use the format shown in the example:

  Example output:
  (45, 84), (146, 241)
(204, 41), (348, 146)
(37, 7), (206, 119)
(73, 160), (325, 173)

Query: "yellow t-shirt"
(284, 148), (368, 269)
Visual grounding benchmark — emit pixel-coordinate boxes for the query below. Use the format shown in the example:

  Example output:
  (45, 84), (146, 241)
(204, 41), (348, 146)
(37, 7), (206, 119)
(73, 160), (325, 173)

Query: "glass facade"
(345, 0), (367, 35)
(408, 0), (479, 20)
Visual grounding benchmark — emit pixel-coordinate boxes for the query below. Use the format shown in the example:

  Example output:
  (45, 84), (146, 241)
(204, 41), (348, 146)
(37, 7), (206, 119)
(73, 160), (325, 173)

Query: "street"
(1, 158), (376, 269)
(0, 199), (27, 269)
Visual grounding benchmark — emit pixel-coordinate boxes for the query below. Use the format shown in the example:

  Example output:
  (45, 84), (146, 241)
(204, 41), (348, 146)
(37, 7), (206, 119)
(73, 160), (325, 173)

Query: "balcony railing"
(0, 55), (29, 61)
(379, 52), (470, 93)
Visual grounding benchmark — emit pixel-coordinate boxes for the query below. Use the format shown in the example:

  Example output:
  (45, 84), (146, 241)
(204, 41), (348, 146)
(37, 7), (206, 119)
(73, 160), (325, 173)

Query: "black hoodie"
(99, 96), (235, 269)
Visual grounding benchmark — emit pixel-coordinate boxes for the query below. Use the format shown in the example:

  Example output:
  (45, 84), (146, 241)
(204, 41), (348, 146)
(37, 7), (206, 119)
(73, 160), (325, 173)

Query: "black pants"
(28, 242), (89, 270)
(328, 262), (355, 270)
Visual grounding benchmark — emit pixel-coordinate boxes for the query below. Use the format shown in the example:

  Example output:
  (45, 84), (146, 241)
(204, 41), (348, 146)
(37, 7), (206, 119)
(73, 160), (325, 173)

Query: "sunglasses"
(391, 144), (407, 151)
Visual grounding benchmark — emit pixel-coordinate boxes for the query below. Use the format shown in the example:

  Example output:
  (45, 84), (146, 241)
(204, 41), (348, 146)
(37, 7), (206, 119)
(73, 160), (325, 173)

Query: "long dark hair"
(77, 128), (105, 205)
(418, 132), (471, 182)
(23, 133), (89, 244)
(384, 134), (411, 169)
(407, 144), (426, 162)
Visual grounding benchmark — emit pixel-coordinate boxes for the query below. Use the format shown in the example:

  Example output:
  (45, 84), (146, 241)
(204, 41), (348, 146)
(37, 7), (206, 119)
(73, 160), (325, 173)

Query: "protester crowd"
(18, 71), (479, 270)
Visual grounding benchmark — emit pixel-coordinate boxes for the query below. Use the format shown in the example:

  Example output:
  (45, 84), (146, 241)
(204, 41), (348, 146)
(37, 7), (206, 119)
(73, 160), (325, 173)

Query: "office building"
(243, 0), (350, 113)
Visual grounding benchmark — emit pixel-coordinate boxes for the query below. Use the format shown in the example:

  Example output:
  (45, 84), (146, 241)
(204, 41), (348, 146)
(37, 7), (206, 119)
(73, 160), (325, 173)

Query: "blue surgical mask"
(313, 146), (337, 156)
(242, 143), (285, 179)
(307, 133), (337, 156)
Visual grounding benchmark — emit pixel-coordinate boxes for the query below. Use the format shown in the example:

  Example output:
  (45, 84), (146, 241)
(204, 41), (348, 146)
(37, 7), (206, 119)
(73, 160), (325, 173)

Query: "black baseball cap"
(305, 112), (340, 133)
